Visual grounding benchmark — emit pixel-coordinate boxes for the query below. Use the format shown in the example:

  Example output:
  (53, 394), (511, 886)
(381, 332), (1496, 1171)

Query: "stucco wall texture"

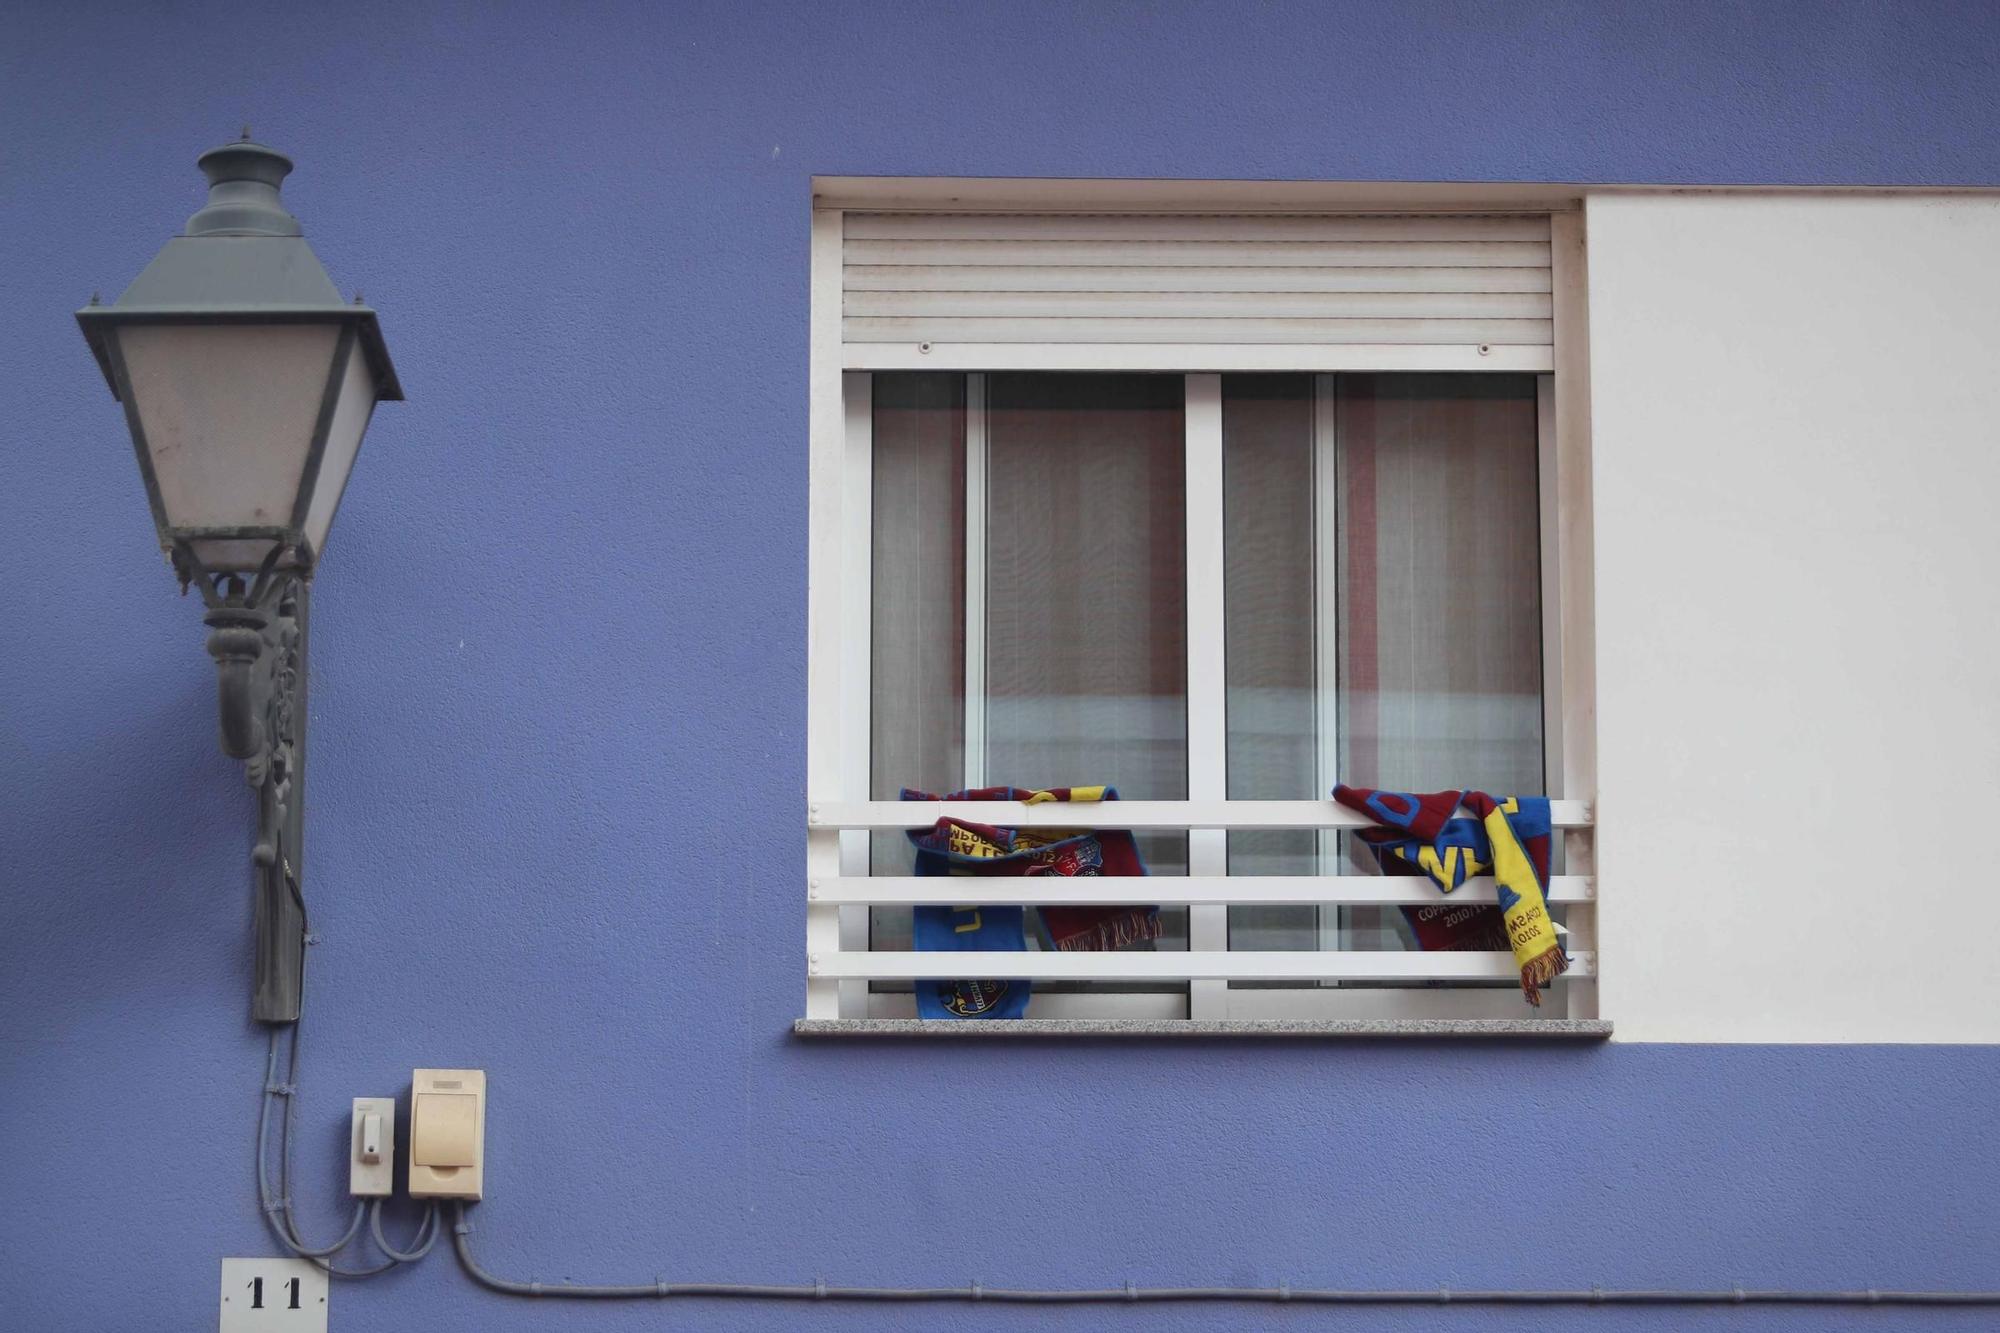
(2, 3), (1996, 1328)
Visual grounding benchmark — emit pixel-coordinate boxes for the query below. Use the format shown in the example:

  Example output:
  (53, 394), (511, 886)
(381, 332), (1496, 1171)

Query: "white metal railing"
(811, 799), (1593, 831)
(812, 876), (1593, 906)
(805, 800), (1596, 1014)
(816, 952), (1597, 983)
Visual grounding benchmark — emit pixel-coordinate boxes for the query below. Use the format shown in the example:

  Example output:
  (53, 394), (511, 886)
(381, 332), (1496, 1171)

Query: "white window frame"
(806, 180), (1598, 1027)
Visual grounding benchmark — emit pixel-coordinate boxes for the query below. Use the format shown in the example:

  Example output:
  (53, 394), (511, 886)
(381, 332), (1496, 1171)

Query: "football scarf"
(1333, 785), (1569, 1006)
(904, 785), (1158, 1020)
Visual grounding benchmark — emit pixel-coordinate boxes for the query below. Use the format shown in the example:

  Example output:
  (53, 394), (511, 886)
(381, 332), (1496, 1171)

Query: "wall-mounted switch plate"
(349, 1097), (395, 1197)
(408, 1068), (485, 1200)
(220, 1256), (327, 1332)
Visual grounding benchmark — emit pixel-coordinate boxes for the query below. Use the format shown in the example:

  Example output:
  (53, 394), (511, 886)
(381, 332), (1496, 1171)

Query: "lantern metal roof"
(77, 139), (403, 404)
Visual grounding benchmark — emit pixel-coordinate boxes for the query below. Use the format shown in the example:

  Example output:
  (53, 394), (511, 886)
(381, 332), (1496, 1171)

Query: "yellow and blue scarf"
(1333, 785), (1569, 1006)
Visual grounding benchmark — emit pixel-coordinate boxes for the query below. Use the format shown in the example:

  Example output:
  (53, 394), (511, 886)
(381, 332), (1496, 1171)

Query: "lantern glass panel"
(118, 322), (340, 565)
(300, 342), (379, 559)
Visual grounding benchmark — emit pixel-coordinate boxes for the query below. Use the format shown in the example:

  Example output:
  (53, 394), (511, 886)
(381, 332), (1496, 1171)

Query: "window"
(806, 194), (1596, 1027)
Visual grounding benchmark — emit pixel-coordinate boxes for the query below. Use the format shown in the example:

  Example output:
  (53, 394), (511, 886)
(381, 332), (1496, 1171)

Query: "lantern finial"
(187, 140), (300, 238)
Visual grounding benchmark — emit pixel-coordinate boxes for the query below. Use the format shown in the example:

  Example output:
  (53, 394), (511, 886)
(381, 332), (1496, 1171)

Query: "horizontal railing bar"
(809, 799), (1592, 831)
(810, 875), (1594, 906)
(810, 951), (1597, 983)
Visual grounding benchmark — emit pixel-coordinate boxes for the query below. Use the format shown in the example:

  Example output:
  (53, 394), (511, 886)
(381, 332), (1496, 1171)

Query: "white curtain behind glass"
(868, 375), (964, 946)
(1338, 374), (1543, 800)
(871, 372), (1188, 958)
(984, 373), (1188, 888)
(1223, 377), (1319, 951)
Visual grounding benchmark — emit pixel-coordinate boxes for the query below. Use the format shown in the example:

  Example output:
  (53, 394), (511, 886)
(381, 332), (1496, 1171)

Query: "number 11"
(247, 1276), (303, 1310)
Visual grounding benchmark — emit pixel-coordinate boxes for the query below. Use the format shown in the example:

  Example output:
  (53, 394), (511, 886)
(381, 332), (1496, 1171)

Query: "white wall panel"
(1587, 194), (2000, 1042)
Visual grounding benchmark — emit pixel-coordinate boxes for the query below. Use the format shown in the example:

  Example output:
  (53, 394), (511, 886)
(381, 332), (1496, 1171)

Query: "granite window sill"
(794, 1018), (1611, 1039)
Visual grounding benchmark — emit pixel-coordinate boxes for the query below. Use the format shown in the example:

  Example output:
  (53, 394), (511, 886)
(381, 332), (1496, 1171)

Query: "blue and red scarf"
(1333, 785), (1569, 1006)
(904, 786), (1157, 1020)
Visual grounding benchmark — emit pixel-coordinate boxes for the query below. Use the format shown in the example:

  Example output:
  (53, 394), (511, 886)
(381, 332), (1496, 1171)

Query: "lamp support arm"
(189, 550), (309, 1024)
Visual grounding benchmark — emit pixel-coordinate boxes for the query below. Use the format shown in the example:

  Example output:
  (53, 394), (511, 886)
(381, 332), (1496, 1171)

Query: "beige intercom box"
(408, 1068), (485, 1199)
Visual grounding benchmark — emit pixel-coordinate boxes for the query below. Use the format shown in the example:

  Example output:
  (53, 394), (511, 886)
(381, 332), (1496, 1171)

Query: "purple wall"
(3, 2), (1997, 1328)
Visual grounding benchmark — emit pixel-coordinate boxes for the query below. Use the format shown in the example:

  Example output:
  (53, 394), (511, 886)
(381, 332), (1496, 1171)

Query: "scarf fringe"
(1050, 909), (1162, 953)
(1518, 944), (1570, 1007)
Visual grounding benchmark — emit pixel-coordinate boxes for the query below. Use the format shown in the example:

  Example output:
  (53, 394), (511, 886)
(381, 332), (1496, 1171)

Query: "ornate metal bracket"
(176, 543), (309, 1024)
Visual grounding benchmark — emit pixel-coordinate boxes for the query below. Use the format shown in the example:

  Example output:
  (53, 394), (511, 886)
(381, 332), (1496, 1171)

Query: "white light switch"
(349, 1097), (395, 1197)
(408, 1068), (485, 1199)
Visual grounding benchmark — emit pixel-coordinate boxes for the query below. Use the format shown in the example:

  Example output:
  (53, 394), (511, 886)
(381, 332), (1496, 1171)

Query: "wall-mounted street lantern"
(77, 140), (401, 1023)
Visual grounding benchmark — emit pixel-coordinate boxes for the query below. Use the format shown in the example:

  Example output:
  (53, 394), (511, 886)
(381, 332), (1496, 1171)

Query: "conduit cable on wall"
(254, 959), (438, 1278)
(370, 1198), (441, 1263)
(448, 1204), (2000, 1307)
(257, 1027), (397, 1275)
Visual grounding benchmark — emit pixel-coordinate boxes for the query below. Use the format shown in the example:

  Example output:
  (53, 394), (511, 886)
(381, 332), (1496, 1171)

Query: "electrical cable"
(254, 1027), (335, 1254)
(370, 1200), (441, 1263)
(253, 940), (430, 1278)
(284, 1199), (366, 1260)
(266, 1031), (341, 1253)
(256, 1025), (400, 1276)
(283, 861), (309, 930)
(447, 1204), (2000, 1307)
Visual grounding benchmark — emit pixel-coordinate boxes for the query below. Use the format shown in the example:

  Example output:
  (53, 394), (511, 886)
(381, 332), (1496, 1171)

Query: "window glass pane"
(985, 373), (1188, 885)
(1338, 374), (1543, 796)
(1222, 373), (1544, 957)
(869, 375), (965, 948)
(1222, 376), (1319, 951)
(1339, 373), (1544, 950)
(869, 372), (1188, 978)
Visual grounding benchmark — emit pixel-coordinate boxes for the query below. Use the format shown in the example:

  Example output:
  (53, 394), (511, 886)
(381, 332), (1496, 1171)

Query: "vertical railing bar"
(838, 371), (875, 1017)
(1536, 374), (1565, 808)
(1312, 371), (1343, 961)
(1535, 372), (1567, 1018)
(1184, 373), (1228, 1017)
